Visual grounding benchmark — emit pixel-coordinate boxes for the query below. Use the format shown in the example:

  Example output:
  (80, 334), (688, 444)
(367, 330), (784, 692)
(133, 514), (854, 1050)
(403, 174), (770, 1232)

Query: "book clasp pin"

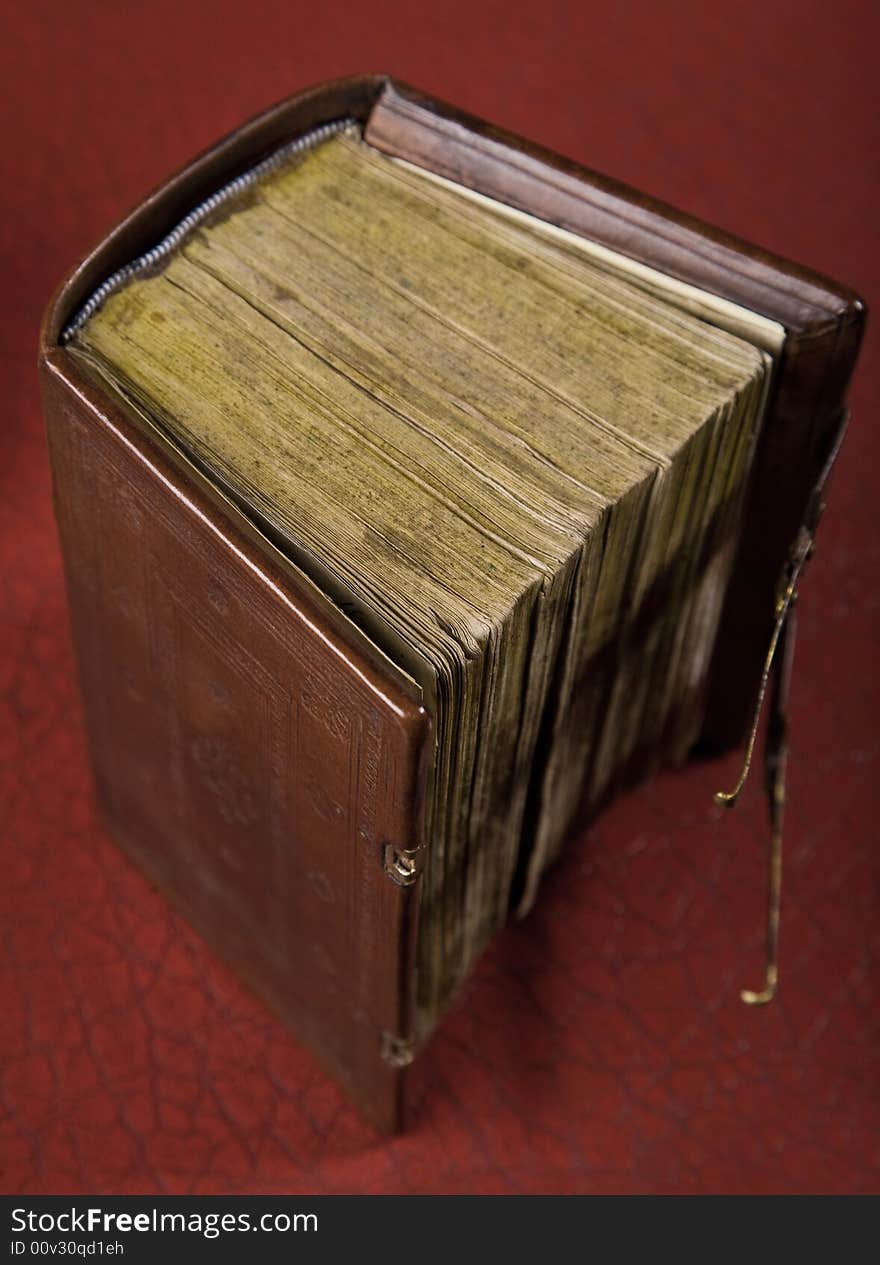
(380, 1030), (416, 1068)
(382, 843), (420, 887)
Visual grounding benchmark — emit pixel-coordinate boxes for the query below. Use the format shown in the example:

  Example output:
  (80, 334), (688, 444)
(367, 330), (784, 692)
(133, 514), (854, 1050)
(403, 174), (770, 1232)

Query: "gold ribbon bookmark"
(714, 465), (835, 1005)
(713, 401), (850, 1007)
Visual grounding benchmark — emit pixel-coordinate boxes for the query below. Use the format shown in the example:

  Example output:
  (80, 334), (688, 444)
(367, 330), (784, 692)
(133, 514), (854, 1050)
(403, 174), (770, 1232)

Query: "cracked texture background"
(1, 0), (878, 1195)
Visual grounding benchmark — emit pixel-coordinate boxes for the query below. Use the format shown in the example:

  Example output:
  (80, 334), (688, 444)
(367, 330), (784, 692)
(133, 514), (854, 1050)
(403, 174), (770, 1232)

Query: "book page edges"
(389, 157), (785, 358)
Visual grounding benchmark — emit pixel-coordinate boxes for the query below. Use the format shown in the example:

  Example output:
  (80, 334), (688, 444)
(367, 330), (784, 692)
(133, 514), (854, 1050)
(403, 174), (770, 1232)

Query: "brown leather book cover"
(39, 74), (865, 1131)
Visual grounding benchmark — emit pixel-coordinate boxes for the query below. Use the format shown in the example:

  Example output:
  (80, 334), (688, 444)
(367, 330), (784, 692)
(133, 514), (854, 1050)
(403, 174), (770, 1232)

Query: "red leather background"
(2, 0), (877, 1194)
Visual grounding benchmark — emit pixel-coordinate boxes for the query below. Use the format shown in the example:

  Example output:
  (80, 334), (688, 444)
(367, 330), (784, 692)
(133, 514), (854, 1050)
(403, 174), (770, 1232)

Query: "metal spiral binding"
(60, 117), (356, 344)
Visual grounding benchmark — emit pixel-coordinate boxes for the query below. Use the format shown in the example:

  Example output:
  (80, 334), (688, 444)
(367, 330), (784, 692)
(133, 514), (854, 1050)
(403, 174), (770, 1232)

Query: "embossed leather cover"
(40, 349), (429, 1134)
(39, 75), (865, 1132)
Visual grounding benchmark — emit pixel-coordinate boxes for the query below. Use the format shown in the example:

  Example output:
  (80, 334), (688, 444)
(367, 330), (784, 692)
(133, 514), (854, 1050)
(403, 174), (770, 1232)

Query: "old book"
(40, 76), (865, 1132)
